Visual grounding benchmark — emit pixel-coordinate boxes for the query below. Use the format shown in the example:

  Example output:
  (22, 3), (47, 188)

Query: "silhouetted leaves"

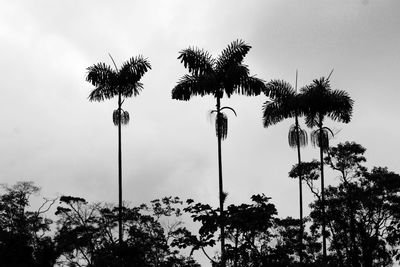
(308, 142), (400, 266)
(301, 77), (354, 128)
(87, 56), (151, 102)
(0, 182), (58, 267)
(55, 195), (198, 266)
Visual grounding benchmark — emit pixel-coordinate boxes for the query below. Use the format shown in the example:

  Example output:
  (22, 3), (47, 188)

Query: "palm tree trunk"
(295, 115), (304, 266)
(319, 119), (327, 264)
(118, 93), (123, 247)
(216, 96), (226, 266)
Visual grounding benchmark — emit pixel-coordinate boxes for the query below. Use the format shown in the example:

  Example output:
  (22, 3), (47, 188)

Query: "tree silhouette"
(86, 54), (151, 248)
(171, 39), (265, 266)
(325, 141), (366, 266)
(55, 195), (199, 266)
(0, 182), (57, 267)
(262, 75), (308, 264)
(301, 77), (353, 263)
(306, 143), (400, 266)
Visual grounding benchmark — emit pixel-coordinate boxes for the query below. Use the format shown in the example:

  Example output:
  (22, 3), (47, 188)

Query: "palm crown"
(300, 77), (353, 150)
(87, 56), (151, 102)
(172, 40), (265, 101)
(262, 80), (308, 147)
(301, 77), (353, 128)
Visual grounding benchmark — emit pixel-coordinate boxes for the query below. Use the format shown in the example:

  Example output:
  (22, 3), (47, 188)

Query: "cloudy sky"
(1, 0), (399, 263)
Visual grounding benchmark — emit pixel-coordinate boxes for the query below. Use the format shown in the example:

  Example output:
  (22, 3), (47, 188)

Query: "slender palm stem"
(216, 96), (226, 266)
(108, 53), (124, 247)
(295, 115), (304, 265)
(319, 119), (327, 263)
(294, 70), (304, 266)
(118, 92), (123, 247)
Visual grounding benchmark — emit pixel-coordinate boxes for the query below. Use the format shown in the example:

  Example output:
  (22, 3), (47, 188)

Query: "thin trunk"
(216, 96), (226, 267)
(295, 115), (304, 266)
(319, 118), (327, 264)
(118, 92), (123, 259)
(234, 229), (239, 267)
(295, 70), (304, 266)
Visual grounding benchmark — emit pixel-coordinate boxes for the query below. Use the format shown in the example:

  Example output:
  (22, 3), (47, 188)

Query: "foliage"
(172, 39), (265, 139)
(55, 196), (198, 266)
(307, 142), (400, 266)
(86, 55), (151, 103)
(175, 195), (320, 266)
(300, 77), (354, 128)
(0, 182), (57, 267)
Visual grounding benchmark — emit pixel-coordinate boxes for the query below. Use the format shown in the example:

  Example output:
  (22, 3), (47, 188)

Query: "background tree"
(175, 194), (323, 267)
(325, 141), (366, 266)
(171, 39), (265, 265)
(301, 76), (353, 261)
(263, 75), (308, 264)
(55, 195), (198, 267)
(0, 182), (57, 267)
(86, 55), (151, 246)
(294, 142), (400, 266)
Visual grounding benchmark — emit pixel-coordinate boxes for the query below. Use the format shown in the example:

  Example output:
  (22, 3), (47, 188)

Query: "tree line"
(1, 142), (399, 266)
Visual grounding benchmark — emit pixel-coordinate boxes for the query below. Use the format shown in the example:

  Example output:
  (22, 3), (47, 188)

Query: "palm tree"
(171, 40), (265, 266)
(86, 54), (151, 247)
(262, 75), (308, 265)
(301, 76), (353, 263)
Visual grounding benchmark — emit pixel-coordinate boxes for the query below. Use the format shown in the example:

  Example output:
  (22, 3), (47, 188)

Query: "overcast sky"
(1, 0), (400, 263)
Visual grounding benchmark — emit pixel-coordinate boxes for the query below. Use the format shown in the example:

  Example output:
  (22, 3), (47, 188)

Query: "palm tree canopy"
(300, 77), (353, 128)
(262, 80), (303, 128)
(172, 40), (265, 101)
(87, 55), (151, 102)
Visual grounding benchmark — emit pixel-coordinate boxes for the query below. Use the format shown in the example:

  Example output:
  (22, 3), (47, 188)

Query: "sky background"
(1, 0), (399, 265)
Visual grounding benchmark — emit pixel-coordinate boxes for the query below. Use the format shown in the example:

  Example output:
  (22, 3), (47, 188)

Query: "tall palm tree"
(171, 40), (265, 266)
(262, 75), (308, 265)
(301, 76), (353, 263)
(86, 54), (151, 247)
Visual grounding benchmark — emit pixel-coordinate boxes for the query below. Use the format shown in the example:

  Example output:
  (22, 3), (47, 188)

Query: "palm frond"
(233, 75), (265, 97)
(86, 63), (118, 101)
(120, 82), (144, 98)
(325, 89), (354, 123)
(262, 98), (298, 128)
(262, 80), (305, 128)
(221, 64), (265, 97)
(221, 64), (250, 97)
(263, 102), (295, 127)
(118, 56), (151, 97)
(216, 39), (251, 73)
(216, 112), (228, 140)
(178, 47), (214, 76)
(172, 74), (215, 101)
(88, 84), (117, 102)
(288, 124), (308, 148)
(265, 80), (296, 100)
(86, 63), (116, 87)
